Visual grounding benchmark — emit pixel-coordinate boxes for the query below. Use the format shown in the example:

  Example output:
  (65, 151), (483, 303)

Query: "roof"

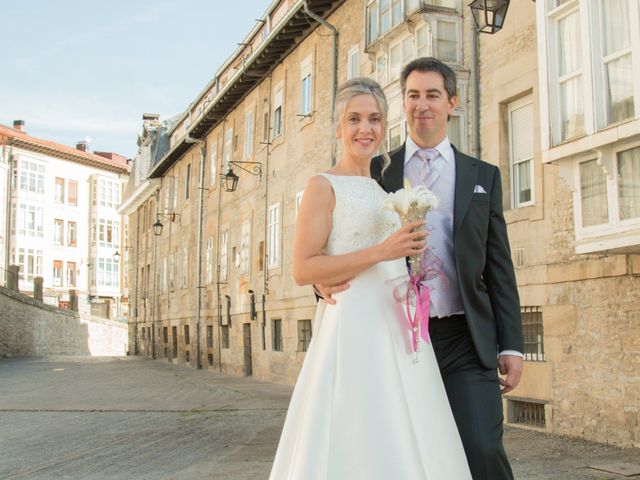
(0, 124), (131, 175)
(149, 0), (345, 178)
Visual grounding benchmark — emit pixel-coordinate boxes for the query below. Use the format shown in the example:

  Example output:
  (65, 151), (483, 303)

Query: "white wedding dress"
(269, 174), (471, 480)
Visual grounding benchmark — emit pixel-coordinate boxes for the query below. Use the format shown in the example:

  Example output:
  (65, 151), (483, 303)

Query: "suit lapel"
(382, 144), (406, 193)
(453, 148), (479, 235)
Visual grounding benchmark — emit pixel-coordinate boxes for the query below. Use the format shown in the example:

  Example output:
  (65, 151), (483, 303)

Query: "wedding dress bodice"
(318, 173), (400, 256)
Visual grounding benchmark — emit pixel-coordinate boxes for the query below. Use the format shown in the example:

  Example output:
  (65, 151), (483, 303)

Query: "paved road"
(0, 356), (638, 480)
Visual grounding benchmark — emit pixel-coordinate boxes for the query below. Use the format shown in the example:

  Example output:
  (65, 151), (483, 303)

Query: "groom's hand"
(498, 355), (523, 394)
(314, 280), (353, 305)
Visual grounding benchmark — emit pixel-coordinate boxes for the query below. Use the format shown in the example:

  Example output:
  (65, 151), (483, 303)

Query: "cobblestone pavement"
(0, 356), (638, 480)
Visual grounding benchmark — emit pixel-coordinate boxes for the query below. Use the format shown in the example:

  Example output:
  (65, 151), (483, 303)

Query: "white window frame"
(206, 236), (214, 284)
(273, 87), (283, 138)
(53, 260), (63, 287)
(240, 220), (250, 275)
(508, 96), (535, 208)
(300, 55), (313, 116)
(347, 45), (360, 80)
(268, 203), (280, 268)
(224, 127), (233, 167)
(244, 111), (254, 158)
(432, 14), (462, 65)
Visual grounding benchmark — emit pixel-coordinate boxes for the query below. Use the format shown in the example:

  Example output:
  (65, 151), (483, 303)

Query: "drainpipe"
(4, 146), (14, 278)
(215, 121), (226, 372)
(471, 19), (481, 159)
(303, 1), (338, 163)
(186, 123), (206, 370)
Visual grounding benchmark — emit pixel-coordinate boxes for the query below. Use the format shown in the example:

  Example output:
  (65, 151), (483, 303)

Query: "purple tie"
(416, 148), (438, 182)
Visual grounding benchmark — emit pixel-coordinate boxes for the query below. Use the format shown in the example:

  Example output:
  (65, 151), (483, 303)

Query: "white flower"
(381, 184), (439, 216)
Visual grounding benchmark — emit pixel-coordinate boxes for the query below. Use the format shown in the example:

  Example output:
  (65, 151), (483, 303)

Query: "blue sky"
(1, 0), (273, 158)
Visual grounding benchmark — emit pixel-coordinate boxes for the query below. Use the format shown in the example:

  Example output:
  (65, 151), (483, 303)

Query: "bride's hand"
(376, 220), (428, 261)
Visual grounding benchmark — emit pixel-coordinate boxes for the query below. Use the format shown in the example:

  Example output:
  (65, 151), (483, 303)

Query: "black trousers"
(429, 315), (514, 480)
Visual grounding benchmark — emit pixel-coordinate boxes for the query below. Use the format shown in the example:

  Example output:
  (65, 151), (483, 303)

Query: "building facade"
(121, 0), (640, 447)
(0, 121), (130, 320)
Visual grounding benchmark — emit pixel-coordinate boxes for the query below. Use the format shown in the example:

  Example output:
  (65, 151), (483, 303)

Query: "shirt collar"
(404, 136), (453, 166)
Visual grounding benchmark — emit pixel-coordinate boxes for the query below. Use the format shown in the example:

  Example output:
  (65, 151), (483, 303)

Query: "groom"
(321, 57), (524, 479)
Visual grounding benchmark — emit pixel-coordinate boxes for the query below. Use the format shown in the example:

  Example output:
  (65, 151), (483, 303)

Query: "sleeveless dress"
(269, 174), (471, 480)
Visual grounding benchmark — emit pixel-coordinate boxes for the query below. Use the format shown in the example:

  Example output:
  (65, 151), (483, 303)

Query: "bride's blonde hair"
(332, 77), (391, 172)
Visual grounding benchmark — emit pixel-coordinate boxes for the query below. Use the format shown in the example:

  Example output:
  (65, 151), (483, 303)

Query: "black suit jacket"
(371, 143), (523, 369)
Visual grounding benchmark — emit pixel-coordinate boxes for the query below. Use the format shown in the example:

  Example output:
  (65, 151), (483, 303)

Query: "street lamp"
(113, 246), (134, 262)
(469, 0), (510, 34)
(153, 212), (182, 236)
(221, 161), (262, 193)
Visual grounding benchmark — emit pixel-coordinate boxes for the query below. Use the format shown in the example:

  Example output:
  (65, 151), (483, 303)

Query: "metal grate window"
(510, 400), (546, 428)
(272, 319), (283, 352)
(521, 306), (545, 361)
(297, 320), (312, 352)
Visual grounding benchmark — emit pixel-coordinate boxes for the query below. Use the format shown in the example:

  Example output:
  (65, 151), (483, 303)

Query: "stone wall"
(0, 286), (128, 357)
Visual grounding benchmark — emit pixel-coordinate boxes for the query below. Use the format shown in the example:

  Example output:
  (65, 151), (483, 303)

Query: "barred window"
(298, 319), (312, 352)
(272, 318), (283, 352)
(510, 399), (546, 428)
(521, 306), (544, 361)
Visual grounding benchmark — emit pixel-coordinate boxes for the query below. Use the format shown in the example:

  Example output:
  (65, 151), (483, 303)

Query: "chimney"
(13, 120), (25, 132)
(76, 141), (88, 152)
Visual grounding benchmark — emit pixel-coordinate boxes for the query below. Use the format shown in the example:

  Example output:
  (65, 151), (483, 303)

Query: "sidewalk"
(0, 356), (638, 479)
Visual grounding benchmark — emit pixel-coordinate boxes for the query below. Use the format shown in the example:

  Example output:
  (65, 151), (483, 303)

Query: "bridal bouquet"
(382, 182), (439, 361)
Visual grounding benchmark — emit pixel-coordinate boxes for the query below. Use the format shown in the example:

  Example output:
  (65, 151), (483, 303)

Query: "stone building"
(0, 121), (130, 319)
(477, 0), (640, 448)
(121, 0), (640, 447)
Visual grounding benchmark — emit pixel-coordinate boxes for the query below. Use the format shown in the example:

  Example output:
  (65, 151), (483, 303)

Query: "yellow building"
(120, 0), (640, 448)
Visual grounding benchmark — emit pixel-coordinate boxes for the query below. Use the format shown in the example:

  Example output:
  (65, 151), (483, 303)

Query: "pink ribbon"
(405, 274), (431, 352)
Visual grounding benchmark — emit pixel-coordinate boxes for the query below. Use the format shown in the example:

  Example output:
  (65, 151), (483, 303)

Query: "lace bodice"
(317, 173), (400, 256)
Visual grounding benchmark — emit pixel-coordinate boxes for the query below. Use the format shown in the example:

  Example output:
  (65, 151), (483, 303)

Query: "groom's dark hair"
(400, 57), (457, 100)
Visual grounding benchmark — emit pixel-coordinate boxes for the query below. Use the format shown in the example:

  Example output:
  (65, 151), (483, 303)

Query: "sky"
(1, 0), (273, 159)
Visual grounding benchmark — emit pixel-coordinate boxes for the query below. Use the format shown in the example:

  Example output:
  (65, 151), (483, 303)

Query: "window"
(171, 176), (178, 210)
(14, 203), (44, 238)
(557, 8), (584, 141)
(184, 325), (190, 345)
(272, 318), (283, 351)
(617, 146), (640, 220)
(15, 248), (43, 283)
(262, 103), (270, 143)
(348, 46), (360, 80)
(300, 56), (313, 116)
(435, 18), (459, 63)
(376, 55), (388, 87)
(297, 319), (312, 352)
(67, 180), (77, 205)
(55, 177), (65, 202)
(210, 144), (218, 186)
(185, 164), (191, 199)
(389, 42), (402, 82)
(416, 24), (431, 58)
(580, 159), (609, 227)
(366, 0), (408, 45)
(508, 97), (535, 207)
(53, 219), (64, 245)
(268, 203), (280, 267)
(207, 325), (214, 348)
(67, 221), (77, 246)
(244, 111), (254, 158)
(168, 254), (176, 291)
(181, 247), (188, 288)
(240, 221), (250, 274)
(93, 219), (120, 248)
(521, 306), (544, 361)
(206, 236), (214, 284)
(273, 88), (283, 138)
(96, 257), (119, 288)
(295, 191), (304, 217)
(19, 160), (45, 195)
(67, 261), (76, 287)
(509, 400), (546, 428)
(368, 1), (379, 44)
(389, 123), (404, 151)
(224, 128), (233, 167)
(220, 230), (228, 281)
(92, 178), (120, 208)
(53, 260), (63, 287)
(598, 0), (634, 125)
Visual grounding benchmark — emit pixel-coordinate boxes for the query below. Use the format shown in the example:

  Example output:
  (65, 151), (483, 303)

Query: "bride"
(269, 78), (471, 479)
